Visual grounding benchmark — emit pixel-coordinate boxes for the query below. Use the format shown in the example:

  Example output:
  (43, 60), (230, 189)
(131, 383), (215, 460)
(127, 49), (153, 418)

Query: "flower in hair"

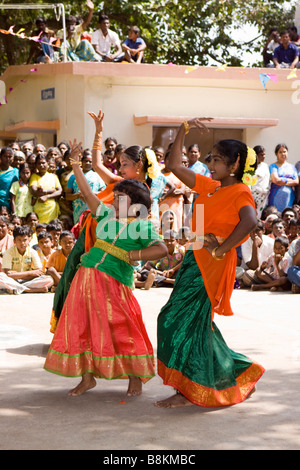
(242, 147), (257, 186)
(145, 148), (161, 179)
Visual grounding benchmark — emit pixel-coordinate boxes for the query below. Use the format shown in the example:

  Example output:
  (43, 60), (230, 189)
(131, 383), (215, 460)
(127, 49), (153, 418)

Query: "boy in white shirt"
(0, 225), (53, 294)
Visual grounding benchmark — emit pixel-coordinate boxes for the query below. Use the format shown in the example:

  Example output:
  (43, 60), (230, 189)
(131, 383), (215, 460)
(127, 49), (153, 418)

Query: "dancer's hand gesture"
(88, 109), (105, 134)
(186, 117), (213, 134)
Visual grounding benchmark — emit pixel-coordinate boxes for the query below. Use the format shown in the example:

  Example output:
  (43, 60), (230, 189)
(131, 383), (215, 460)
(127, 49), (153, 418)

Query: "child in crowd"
(23, 211), (39, 246)
(0, 216), (14, 271)
(177, 226), (191, 252)
(268, 218), (286, 239)
(10, 162), (33, 219)
(0, 225), (53, 294)
(46, 230), (75, 288)
(251, 236), (292, 291)
(46, 221), (62, 250)
(288, 218), (300, 244)
(136, 230), (185, 289)
(36, 231), (55, 271)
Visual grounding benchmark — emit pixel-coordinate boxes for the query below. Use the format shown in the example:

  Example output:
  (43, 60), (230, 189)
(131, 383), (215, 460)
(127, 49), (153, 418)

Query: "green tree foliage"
(0, 0), (297, 73)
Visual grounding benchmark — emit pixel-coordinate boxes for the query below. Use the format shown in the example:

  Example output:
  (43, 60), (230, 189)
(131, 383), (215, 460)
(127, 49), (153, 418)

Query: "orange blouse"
(191, 174), (255, 318)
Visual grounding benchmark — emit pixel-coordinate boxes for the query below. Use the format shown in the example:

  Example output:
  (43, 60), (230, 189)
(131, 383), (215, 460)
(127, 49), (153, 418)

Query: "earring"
(230, 173), (235, 176)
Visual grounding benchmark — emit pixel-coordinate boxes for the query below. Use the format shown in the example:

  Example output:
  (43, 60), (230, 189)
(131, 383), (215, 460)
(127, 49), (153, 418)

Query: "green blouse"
(80, 201), (162, 288)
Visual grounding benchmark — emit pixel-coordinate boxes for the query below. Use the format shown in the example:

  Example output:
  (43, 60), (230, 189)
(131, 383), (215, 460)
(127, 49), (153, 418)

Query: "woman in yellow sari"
(29, 154), (62, 223)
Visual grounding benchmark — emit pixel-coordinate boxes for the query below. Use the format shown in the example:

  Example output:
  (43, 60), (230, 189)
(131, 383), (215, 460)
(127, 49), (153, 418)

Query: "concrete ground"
(0, 286), (300, 451)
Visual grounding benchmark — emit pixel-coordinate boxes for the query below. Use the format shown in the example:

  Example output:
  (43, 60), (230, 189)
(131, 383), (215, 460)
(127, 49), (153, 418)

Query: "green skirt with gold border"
(157, 249), (265, 407)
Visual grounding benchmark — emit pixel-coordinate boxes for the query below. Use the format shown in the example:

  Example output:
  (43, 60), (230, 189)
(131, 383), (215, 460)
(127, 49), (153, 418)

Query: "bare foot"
(144, 269), (156, 290)
(68, 373), (96, 396)
(154, 392), (194, 408)
(245, 385), (256, 400)
(127, 377), (142, 396)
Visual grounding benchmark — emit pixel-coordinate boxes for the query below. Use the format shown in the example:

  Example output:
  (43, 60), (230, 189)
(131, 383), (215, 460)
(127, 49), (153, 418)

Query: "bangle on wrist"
(211, 246), (225, 261)
(69, 158), (82, 166)
(183, 121), (190, 135)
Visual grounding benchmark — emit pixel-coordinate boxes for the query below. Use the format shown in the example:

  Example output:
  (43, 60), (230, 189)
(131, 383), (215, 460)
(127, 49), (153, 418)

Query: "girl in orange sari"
(155, 118), (265, 408)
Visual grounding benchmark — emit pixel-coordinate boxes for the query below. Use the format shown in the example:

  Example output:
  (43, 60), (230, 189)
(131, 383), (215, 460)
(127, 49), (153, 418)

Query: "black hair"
(0, 216), (10, 226)
(13, 225), (32, 239)
(36, 223), (47, 231)
(105, 137), (117, 146)
(253, 145), (265, 155)
(188, 143), (200, 152)
(282, 207), (297, 218)
(25, 212), (38, 221)
(272, 218), (283, 226)
(59, 230), (75, 241)
(66, 15), (77, 24)
(213, 139), (256, 182)
(0, 146), (13, 157)
(113, 179), (152, 212)
(99, 14), (109, 23)
(289, 218), (298, 227)
(123, 145), (152, 175)
(46, 222), (62, 232)
(255, 220), (265, 231)
(19, 162), (31, 173)
(274, 236), (289, 249)
(275, 143), (288, 154)
(37, 230), (52, 241)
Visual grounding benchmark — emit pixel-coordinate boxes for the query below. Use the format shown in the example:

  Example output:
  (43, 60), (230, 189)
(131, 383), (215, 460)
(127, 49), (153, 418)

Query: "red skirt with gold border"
(44, 266), (155, 382)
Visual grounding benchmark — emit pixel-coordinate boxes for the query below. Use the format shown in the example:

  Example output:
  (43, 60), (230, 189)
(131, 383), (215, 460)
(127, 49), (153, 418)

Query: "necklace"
(207, 186), (221, 197)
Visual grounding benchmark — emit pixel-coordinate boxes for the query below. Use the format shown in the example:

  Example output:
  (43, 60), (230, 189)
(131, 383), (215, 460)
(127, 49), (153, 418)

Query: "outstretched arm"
(88, 109), (120, 185)
(81, 0), (94, 30)
(68, 139), (100, 215)
(167, 118), (212, 189)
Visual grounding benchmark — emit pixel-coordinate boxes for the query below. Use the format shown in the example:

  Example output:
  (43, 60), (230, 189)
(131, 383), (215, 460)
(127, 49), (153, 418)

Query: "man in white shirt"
(91, 14), (123, 62)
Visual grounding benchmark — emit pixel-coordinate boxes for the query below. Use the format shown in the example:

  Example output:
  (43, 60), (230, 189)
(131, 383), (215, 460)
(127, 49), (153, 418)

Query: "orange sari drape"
(191, 174), (255, 319)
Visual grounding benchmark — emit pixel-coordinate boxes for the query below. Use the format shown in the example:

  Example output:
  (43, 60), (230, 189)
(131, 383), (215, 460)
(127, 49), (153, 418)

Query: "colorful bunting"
(216, 63), (228, 71)
(184, 65), (198, 74)
(259, 73), (277, 88)
(287, 68), (297, 79)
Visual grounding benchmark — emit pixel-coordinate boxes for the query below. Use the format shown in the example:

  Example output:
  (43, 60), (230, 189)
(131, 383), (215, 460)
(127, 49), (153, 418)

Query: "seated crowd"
(0, 138), (299, 295)
(27, 2), (147, 65)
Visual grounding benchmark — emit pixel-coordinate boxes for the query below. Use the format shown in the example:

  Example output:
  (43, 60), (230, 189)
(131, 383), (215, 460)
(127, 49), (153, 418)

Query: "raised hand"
(88, 109), (105, 134)
(68, 138), (83, 163)
(187, 117), (213, 134)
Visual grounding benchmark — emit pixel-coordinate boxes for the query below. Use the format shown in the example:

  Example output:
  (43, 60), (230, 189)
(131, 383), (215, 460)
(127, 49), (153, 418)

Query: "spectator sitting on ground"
(36, 231), (55, 271)
(262, 27), (281, 67)
(0, 216), (14, 271)
(46, 230), (75, 289)
(287, 237), (300, 293)
(0, 225), (53, 294)
(177, 226), (192, 252)
(56, 0), (101, 62)
(46, 221), (62, 251)
(138, 230), (185, 289)
(268, 218), (286, 239)
(288, 218), (300, 244)
(122, 26), (147, 63)
(240, 220), (274, 287)
(269, 30), (300, 69)
(91, 14), (123, 62)
(263, 212), (280, 235)
(251, 236), (292, 291)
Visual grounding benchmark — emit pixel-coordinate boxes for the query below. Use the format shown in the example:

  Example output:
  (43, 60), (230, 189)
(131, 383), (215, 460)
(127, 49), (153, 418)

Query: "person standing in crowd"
(251, 145), (270, 219)
(10, 162), (33, 219)
(268, 143), (298, 213)
(0, 147), (19, 213)
(154, 118), (264, 408)
(29, 154), (62, 223)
